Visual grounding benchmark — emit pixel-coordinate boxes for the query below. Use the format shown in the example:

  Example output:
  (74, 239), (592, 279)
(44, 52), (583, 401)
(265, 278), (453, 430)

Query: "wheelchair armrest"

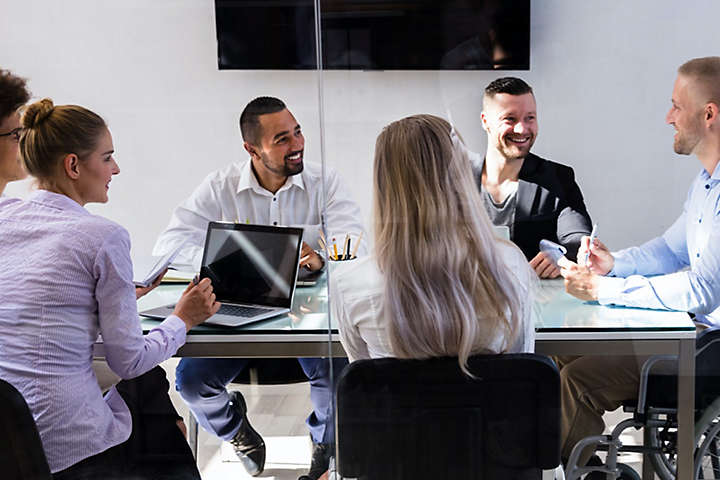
(636, 354), (677, 415)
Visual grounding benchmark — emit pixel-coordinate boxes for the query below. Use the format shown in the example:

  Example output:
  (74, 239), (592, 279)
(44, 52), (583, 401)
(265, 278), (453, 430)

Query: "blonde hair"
(373, 114), (530, 374)
(19, 98), (106, 181)
(678, 57), (720, 107)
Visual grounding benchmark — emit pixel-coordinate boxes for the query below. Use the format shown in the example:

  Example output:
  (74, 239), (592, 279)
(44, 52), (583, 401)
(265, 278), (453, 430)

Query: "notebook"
(140, 222), (304, 327)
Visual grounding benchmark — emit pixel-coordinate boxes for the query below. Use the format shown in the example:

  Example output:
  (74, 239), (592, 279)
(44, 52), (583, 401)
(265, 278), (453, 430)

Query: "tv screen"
(215, 0), (530, 70)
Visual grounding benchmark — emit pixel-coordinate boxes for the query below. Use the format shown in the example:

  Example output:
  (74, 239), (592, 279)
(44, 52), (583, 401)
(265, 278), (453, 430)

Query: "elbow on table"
(687, 275), (720, 315)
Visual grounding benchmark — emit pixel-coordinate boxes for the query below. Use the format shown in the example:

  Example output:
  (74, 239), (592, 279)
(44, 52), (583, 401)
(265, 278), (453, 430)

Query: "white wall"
(2, 0), (716, 260)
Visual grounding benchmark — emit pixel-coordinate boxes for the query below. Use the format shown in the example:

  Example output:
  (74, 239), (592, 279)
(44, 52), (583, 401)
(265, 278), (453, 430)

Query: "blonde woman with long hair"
(330, 114), (536, 372)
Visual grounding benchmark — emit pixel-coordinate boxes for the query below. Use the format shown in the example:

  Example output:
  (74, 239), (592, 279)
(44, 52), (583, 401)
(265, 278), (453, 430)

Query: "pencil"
(350, 231), (363, 259)
(332, 238), (338, 261)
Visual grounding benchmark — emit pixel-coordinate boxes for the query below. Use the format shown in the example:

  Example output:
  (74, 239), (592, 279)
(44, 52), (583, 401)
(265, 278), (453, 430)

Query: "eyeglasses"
(0, 127), (24, 142)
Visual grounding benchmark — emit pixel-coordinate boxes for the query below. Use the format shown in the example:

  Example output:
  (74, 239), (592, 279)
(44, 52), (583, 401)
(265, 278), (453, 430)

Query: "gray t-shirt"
(481, 183), (518, 238)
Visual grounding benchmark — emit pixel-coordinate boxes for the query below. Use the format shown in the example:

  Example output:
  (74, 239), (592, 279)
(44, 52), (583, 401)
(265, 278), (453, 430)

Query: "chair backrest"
(0, 379), (52, 480)
(335, 353), (560, 480)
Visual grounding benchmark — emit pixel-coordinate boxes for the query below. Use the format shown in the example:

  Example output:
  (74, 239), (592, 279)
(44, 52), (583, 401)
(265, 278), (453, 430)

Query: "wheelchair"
(564, 326), (720, 480)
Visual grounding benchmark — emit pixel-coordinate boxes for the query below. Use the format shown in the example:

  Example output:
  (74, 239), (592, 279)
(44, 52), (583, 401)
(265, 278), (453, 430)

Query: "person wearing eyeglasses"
(0, 68), (31, 195)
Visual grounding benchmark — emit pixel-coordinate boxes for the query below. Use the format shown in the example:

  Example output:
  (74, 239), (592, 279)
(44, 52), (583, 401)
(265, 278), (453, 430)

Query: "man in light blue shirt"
(558, 56), (720, 465)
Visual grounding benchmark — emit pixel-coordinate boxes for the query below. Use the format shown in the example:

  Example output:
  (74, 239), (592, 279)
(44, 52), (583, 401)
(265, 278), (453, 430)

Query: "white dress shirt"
(598, 165), (720, 326)
(329, 242), (537, 362)
(153, 160), (366, 270)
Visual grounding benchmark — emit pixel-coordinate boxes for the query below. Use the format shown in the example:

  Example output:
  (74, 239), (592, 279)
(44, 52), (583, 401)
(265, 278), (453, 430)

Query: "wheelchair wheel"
(694, 400), (720, 479)
(646, 413), (677, 480)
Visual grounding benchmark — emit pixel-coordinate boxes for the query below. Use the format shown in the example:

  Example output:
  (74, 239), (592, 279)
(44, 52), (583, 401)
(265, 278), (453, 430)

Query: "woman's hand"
(135, 268), (167, 299)
(172, 278), (221, 331)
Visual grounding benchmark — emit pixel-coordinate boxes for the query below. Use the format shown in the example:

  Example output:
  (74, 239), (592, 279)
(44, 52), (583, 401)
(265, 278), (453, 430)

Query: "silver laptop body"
(140, 222), (304, 327)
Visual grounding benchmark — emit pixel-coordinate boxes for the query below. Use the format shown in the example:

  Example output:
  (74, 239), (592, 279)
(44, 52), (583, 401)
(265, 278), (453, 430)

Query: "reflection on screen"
(202, 229), (301, 307)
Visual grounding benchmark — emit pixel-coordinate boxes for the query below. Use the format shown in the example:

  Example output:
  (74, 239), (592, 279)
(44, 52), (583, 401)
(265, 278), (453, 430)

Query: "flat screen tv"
(215, 0), (530, 70)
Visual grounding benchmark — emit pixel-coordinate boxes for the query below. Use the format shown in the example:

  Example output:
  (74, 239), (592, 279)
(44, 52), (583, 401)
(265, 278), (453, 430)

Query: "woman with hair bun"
(0, 98), (220, 479)
(330, 114), (537, 373)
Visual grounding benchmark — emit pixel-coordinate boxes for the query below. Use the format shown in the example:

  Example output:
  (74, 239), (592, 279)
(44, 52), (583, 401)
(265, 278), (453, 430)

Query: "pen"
(192, 274), (199, 285)
(345, 239), (351, 260)
(350, 231), (363, 259)
(584, 223), (598, 266)
(332, 238), (338, 261)
(342, 234), (350, 260)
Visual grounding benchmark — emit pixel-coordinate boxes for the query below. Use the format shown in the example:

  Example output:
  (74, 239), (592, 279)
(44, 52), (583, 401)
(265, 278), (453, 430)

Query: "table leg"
(676, 337), (695, 480)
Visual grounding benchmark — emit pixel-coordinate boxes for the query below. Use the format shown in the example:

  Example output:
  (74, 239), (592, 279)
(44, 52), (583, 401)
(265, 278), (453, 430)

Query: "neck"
(483, 148), (524, 184)
(38, 181), (84, 206)
(0, 179), (7, 196)
(251, 161), (287, 194)
(696, 135), (720, 176)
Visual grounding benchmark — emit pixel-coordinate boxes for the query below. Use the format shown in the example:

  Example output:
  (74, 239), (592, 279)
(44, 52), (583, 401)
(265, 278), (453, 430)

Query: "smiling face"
(75, 128), (119, 204)
(482, 92), (538, 161)
(666, 74), (705, 156)
(0, 111), (27, 188)
(246, 108), (304, 184)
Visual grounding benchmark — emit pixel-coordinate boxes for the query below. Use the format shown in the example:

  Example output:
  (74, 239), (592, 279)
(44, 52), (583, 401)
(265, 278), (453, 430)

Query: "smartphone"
(539, 239), (568, 267)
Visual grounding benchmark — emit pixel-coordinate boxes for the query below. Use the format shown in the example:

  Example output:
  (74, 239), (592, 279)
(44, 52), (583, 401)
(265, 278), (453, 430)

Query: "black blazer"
(474, 153), (592, 261)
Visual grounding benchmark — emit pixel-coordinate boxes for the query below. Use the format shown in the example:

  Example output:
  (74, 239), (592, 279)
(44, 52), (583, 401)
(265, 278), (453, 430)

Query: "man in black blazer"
(475, 77), (592, 278)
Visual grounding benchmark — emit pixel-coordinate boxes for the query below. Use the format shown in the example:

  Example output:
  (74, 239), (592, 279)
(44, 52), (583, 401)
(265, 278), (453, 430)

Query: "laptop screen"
(200, 222), (303, 308)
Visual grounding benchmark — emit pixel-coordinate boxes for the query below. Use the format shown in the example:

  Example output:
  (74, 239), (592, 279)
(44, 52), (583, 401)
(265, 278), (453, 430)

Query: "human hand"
(529, 251), (561, 279)
(172, 278), (220, 331)
(299, 241), (323, 271)
(559, 260), (600, 301)
(135, 268), (167, 299)
(576, 235), (614, 275)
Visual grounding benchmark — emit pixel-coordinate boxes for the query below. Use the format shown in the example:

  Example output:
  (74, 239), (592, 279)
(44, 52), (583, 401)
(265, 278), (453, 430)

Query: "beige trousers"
(556, 355), (649, 466)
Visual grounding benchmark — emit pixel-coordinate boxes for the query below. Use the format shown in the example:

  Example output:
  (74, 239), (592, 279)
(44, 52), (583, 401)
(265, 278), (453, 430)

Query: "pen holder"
(328, 254), (357, 262)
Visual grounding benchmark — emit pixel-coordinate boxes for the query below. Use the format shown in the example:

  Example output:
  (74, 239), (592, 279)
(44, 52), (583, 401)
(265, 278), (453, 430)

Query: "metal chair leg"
(188, 413), (199, 460)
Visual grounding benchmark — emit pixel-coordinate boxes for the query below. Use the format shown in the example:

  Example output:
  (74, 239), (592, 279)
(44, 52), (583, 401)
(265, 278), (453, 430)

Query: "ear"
(705, 102), (719, 127)
(243, 141), (260, 160)
(62, 153), (81, 180)
(481, 111), (490, 132)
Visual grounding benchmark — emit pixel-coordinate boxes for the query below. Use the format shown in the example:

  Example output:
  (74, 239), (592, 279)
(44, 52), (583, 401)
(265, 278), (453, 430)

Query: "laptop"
(140, 222), (304, 327)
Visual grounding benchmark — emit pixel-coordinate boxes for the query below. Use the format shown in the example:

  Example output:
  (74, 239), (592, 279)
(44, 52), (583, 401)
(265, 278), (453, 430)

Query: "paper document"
(133, 242), (188, 287)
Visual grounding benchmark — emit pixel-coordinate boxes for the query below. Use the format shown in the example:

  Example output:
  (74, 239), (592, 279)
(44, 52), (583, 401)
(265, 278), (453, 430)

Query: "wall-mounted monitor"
(215, 0), (530, 70)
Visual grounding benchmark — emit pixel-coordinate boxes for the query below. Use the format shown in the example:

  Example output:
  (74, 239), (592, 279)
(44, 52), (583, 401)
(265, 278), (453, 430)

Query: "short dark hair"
(239, 96), (286, 144)
(484, 77), (533, 99)
(0, 69), (31, 124)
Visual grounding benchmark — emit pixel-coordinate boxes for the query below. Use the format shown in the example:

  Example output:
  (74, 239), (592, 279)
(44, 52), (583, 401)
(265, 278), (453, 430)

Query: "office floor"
(161, 359), (647, 480)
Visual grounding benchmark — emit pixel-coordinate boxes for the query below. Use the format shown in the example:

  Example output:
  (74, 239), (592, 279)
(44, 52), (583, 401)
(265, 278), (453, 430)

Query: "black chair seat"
(0, 378), (52, 480)
(335, 353), (560, 480)
(230, 358), (309, 385)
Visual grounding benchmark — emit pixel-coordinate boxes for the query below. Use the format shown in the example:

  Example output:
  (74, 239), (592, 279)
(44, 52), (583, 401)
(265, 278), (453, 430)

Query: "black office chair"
(0, 379), (52, 480)
(334, 353), (561, 480)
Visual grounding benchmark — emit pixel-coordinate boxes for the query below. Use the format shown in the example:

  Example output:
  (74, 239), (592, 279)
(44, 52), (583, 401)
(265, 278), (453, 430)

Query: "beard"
(498, 134), (535, 160)
(261, 150), (304, 177)
(673, 112), (704, 155)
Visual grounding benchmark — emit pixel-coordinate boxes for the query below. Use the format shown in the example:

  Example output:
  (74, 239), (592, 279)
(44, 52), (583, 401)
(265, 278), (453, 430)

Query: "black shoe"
(228, 392), (266, 477)
(298, 442), (331, 480)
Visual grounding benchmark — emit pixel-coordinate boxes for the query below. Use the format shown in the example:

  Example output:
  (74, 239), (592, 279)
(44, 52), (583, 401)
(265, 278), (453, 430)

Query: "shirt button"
(273, 197), (277, 202)
(706, 184), (710, 189)
(697, 253), (701, 258)
(273, 221), (278, 225)
(699, 218), (703, 223)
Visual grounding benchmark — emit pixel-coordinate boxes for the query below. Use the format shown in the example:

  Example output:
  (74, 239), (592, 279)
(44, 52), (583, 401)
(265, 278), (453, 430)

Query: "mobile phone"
(539, 239), (568, 267)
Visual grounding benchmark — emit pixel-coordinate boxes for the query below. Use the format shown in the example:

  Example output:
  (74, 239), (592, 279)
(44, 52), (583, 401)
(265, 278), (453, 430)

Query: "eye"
(504, 117), (516, 123)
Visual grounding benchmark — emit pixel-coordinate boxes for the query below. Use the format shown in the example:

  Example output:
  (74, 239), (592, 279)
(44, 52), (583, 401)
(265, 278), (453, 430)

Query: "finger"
(529, 252), (544, 268)
(539, 261), (556, 279)
(207, 293), (216, 307)
(548, 266), (561, 278)
(210, 301), (221, 315)
(556, 256), (573, 270)
(299, 254), (311, 266)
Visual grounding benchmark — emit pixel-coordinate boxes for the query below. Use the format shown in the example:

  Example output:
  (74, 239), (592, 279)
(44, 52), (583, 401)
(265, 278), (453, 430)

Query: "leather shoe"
(298, 441), (331, 480)
(228, 391), (266, 476)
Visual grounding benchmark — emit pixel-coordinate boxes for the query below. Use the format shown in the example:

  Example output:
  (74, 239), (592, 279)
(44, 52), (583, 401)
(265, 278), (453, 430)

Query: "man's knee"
(175, 360), (223, 402)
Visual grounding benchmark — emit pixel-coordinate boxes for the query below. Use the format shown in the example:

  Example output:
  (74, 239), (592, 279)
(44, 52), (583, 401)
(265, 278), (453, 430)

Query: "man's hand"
(560, 260), (600, 301)
(299, 241), (323, 271)
(529, 251), (561, 279)
(135, 268), (167, 299)
(577, 235), (614, 275)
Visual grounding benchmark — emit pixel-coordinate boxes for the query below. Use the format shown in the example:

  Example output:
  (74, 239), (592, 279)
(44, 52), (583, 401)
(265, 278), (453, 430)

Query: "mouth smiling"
(286, 150), (303, 163)
(506, 135), (532, 146)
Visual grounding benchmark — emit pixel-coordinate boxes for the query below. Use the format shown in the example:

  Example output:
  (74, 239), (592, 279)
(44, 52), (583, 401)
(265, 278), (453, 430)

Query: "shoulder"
(524, 153), (576, 179)
(79, 214), (131, 249)
(204, 161), (245, 187)
(300, 161), (336, 183)
(497, 241), (533, 285)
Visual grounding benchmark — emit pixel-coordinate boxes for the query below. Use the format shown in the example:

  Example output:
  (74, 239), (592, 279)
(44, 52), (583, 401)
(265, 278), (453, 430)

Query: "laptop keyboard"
(217, 304), (272, 318)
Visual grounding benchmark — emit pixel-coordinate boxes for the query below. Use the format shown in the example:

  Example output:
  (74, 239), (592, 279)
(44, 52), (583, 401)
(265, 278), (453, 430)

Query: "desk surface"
(138, 277), (696, 342)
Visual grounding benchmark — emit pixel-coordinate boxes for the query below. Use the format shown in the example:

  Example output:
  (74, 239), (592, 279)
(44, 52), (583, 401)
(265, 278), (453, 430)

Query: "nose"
(112, 159), (120, 175)
(293, 132), (305, 151)
(513, 122), (526, 134)
(665, 108), (674, 125)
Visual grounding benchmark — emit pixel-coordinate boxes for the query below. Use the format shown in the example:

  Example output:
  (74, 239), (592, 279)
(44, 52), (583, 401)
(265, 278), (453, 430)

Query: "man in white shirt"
(154, 97), (363, 479)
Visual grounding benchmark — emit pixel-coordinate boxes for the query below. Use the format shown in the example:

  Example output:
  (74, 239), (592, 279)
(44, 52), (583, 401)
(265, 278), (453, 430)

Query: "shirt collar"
(27, 189), (89, 215)
(236, 159), (306, 195)
(708, 162), (720, 181)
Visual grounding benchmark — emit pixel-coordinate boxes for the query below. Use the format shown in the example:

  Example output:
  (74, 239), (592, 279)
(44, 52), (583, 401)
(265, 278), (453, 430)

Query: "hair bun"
(22, 98), (54, 129)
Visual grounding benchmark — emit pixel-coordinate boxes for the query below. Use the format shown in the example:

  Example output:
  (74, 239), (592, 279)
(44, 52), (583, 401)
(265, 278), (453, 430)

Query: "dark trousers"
(53, 366), (200, 480)
(175, 357), (348, 444)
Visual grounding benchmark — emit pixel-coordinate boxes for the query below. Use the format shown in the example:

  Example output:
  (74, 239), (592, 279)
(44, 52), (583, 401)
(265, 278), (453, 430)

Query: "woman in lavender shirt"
(0, 98), (220, 479)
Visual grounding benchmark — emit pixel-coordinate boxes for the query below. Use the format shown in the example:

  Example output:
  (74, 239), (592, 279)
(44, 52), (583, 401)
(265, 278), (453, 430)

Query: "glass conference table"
(102, 276), (696, 479)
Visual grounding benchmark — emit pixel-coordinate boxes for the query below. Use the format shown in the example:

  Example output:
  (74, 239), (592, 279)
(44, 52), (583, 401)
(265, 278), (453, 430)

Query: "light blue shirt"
(597, 164), (720, 326)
